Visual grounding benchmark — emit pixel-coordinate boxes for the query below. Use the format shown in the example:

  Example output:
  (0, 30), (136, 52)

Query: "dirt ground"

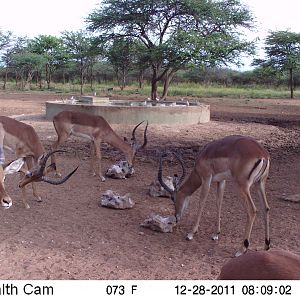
(0, 91), (299, 280)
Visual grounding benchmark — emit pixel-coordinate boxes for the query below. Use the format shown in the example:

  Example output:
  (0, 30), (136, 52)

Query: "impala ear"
(3, 158), (25, 175)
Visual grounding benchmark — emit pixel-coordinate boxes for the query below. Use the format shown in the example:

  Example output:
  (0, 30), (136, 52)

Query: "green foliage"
(264, 30), (300, 70)
(106, 38), (137, 88)
(61, 30), (103, 94)
(28, 35), (67, 88)
(253, 30), (300, 98)
(115, 82), (300, 99)
(87, 0), (256, 99)
(0, 30), (13, 52)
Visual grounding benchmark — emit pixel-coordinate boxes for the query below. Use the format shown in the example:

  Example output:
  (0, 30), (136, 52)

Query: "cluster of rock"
(100, 161), (177, 233)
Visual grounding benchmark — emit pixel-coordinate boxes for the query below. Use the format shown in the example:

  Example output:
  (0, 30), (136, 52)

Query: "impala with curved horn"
(18, 150), (78, 187)
(51, 111), (148, 181)
(158, 135), (270, 256)
(0, 116), (78, 209)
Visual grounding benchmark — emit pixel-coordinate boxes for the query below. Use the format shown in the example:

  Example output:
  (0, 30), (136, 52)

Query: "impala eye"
(26, 171), (33, 177)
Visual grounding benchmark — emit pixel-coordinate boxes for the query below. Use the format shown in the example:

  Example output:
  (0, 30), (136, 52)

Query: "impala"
(158, 135), (270, 256)
(0, 158), (25, 208)
(51, 111), (148, 181)
(0, 116), (78, 208)
(218, 249), (300, 279)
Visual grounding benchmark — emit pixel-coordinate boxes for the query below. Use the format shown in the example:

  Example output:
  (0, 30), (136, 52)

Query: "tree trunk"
(24, 71), (33, 90)
(80, 60), (84, 95)
(90, 64), (94, 91)
(289, 68), (294, 99)
(151, 79), (158, 100)
(138, 69), (144, 89)
(161, 69), (176, 100)
(151, 66), (159, 100)
(121, 68), (126, 91)
(46, 64), (51, 89)
(2, 68), (8, 90)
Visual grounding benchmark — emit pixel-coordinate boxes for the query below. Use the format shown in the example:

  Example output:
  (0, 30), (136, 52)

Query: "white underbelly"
(212, 170), (232, 182)
(70, 129), (93, 141)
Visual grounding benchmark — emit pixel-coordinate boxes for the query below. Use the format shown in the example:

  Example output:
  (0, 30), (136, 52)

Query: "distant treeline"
(1, 62), (299, 90)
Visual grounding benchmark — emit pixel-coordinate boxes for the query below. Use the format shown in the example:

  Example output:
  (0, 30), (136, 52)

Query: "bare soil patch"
(0, 91), (299, 279)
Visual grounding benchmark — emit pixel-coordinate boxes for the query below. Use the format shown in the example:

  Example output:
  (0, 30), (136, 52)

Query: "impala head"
(126, 120), (148, 168)
(158, 151), (187, 222)
(18, 150), (78, 188)
(0, 158), (25, 208)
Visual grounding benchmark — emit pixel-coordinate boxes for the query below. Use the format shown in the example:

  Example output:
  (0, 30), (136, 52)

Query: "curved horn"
(131, 120), (148, 151)
(170, 151), (186, 189)
(38, 150), (67, 175)
(131, 120), (145, 142)
(41, 166), (79, 185)
(158, 151), (175, 196)
(158, 150), (186, 197)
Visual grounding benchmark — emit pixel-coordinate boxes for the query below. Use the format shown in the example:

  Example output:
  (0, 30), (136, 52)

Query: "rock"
(279, 194), (300, 203)
(105, 160), (134, 179)
(148, 176), (174, 197)
(140, 213), (176, 233)
(101, 190), (134, 209)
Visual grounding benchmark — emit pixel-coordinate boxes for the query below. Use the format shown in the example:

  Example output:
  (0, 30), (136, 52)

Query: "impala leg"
(212, 180), (226, 241)
(255, 177), (271, 250)
(26, 157), (42, 202)
(236, 185), (257, 256)
(51, 131), (69, 177)
(19, 173), (30, 209)
(90, 141), (96, 175)
(93, 140), (105, 181)
(186, 176), (212, 240)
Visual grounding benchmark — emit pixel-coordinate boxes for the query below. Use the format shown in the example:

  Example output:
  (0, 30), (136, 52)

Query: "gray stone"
(141, 213), (176, 233)
(148, 176), (174, 197)
(101, 190), (134, 209)
(280, 194), (300, 203)
(105, 160), (134, 179)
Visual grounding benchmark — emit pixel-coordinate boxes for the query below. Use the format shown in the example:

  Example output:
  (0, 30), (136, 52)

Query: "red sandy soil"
(0, 91), (299, 279)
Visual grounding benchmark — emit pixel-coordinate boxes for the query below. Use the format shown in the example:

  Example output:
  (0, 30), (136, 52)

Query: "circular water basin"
(45, 98), (210, 125)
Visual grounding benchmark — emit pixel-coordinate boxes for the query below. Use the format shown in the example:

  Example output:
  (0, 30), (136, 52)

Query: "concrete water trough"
(45, 96), (210, 125)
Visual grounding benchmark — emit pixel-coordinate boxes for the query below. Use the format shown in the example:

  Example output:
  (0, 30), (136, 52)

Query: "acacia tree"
(254, 30), (300, 99)
(0, 30), (13, 89)
(107, 38), (138, 90)
(62, 30), (99, 95)
(10, 52), (46, 90)
(2, 36), (29, 89)
(29, 35), (66, 89)
(87, 0), (255, 100)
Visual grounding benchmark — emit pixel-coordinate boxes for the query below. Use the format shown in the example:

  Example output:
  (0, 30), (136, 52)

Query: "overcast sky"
(1, 0), (299, 69)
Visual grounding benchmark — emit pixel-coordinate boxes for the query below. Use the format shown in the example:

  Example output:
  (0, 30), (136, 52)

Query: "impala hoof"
(186, 233), (194, 241)
(211, 234), (219, 241)
(234, 249), (246, 257)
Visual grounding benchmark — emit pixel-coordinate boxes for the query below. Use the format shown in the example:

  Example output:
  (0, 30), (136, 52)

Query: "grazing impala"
(158, 135), (270, 256)
(0, 116), (78, 208)
(0, 158), (25, 208)
(51, 111), (148, 181)
(218, 249), (300, 279)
